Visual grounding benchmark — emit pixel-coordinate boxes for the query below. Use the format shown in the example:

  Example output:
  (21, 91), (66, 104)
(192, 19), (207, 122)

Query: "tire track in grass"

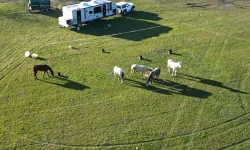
(1, 20), (250, 149)
(168, 29), (219, 138)
(0, 32), (58, 98)
(0, 26), (16, 52)
(0, 29), (59, 81)
(2, 112), (250, 149)
(180, 22), (250, 42)
(220, 138), (250, 149)
(187, 31), (230, 150)
(178, 21), (249, 149)
(0, 30), (55, 62)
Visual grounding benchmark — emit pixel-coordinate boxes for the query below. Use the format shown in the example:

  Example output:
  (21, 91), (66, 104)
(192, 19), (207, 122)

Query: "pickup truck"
(116, 2), (135, 16)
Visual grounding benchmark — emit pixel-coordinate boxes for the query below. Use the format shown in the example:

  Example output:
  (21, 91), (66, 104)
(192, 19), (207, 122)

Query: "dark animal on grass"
(139, 55), (143, 60)
(168, 49), (172, 54)
(146, 68), (161, 87)
(33, 64), (54, 79)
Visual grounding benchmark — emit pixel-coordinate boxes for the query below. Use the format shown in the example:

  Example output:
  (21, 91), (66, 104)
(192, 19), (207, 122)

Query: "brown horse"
(33, 65), (54, 79)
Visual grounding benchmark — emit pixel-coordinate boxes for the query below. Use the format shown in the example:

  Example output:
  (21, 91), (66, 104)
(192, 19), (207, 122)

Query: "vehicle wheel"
(131, 7), (135, 12)
(122, 10), (127, 16)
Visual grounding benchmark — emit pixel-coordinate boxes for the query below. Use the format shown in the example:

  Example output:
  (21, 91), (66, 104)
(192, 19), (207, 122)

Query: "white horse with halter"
(167, 59), (182, 76)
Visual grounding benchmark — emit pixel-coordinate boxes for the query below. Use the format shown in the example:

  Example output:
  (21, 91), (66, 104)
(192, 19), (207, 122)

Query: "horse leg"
(34, 70), (37, 79)
(175, 70), (177, 76)
(47, 71), (50, 77)
(168, 66), (171, 73)
(43, 71), (46, 78)
(172, 69), (174, 76)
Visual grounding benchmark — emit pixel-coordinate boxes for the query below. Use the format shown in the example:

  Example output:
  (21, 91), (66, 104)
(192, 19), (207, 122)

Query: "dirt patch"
(244, 64), (250, 69)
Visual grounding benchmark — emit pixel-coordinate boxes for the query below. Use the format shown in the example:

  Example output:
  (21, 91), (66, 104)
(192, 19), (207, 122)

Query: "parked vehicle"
(116, 2), (135, 16)
(28, 0), (50, 11)
(58, 0), (117, 28)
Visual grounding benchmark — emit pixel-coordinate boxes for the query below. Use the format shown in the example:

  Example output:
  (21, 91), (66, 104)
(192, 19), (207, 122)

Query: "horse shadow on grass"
(35, 57), (47, 61)
(124, 78), (212, 99)
(70, 17), (172, 41)
(170, 52), (182, 56)
(38, 77), (89, 91)
(177, 73), (248, 94)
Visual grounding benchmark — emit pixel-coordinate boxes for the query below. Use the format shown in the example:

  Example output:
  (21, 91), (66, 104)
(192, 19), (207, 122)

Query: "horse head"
(48, 67), (54, 77)
(177, 62), (182, 68)
(50, 70), (55, 77)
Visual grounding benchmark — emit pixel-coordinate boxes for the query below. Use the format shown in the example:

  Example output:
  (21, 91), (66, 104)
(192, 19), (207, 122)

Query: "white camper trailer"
(59, 0), (117, 28)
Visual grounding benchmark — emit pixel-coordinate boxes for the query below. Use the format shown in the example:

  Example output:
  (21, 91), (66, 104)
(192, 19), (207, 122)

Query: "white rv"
(59, 0), (117, 28)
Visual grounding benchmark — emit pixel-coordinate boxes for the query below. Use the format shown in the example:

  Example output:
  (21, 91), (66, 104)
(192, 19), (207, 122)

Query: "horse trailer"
(58, 0), (117, 28)
(28, 0), (50, 11)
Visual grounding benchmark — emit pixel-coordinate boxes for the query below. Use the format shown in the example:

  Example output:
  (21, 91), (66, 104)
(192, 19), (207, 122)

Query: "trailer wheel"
(122, 10), (127, 16)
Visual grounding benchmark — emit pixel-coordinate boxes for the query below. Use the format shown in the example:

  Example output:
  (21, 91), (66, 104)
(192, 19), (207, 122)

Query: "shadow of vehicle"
(70, 17), (172, 41)
(125, 11), (163, 21)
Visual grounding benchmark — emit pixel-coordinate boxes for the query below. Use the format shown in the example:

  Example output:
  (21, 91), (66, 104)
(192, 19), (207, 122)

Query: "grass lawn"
(0, 0), (250, 149)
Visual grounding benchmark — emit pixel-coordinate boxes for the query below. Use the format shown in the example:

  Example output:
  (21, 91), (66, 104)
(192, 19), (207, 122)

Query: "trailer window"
(109, 2), (112, 10)
(89, 11), (93, 14)
(94, 6), (102, 14)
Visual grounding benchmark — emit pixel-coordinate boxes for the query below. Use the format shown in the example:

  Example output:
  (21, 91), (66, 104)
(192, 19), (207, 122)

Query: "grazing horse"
(33, 64), (54, 79)
(146, 68), (161, 87)
(114, 66), (124, 84)
(130, 64), (153, 78)
(167, 59), (181, 76)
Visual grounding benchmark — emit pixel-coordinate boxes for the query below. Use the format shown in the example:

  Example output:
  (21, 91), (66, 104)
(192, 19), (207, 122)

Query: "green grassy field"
(0, 0), (250, 149)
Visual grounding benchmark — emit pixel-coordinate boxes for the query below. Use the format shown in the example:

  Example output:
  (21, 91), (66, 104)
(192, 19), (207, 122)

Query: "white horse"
(146, 68), (161, 87)
(114, 66), (124, 84)
(130, 64), (153, 78)
(167, 59), (182, 76)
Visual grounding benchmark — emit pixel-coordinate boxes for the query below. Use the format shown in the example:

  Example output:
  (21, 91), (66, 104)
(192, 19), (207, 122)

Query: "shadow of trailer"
(27, 0), (51, 11)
